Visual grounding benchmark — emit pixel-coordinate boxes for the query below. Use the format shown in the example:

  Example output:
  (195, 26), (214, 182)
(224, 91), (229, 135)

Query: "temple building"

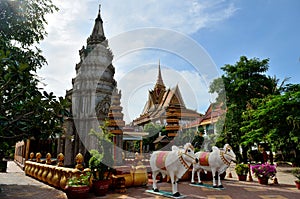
(63, 6), (123, 166)
(133, 63), (202, 138)
(13, 6), (128, 167)
(107, 89), (125, 165)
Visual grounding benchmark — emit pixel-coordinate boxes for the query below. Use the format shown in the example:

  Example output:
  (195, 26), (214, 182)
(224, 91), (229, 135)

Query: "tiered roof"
(133, 63), (201, 127)
(182, 103), (225, 129)
(108, 89), (125, 134)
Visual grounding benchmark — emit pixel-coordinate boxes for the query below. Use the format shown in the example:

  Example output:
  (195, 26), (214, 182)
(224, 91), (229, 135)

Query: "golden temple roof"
(133, 63), (201, 126)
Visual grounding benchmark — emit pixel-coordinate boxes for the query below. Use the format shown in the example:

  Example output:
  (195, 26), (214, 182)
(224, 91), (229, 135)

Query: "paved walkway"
(0, 161), (66, 199)
(0, 161), (299, 199)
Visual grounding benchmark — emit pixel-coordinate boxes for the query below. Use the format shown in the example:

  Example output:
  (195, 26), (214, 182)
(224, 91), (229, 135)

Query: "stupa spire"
(153, 60), (166, 98)
(87, 4), (106, 45)
(156, 60), (165, 87)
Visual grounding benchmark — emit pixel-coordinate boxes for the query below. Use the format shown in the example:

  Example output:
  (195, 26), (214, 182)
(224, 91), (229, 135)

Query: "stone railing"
(24, 152), (149, 190)
(24, 152), (90, 190)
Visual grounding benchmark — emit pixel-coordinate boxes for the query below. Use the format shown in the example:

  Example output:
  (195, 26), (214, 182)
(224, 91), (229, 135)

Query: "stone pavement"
(0, 161), (299, 199)
(0, 161), (66, 199)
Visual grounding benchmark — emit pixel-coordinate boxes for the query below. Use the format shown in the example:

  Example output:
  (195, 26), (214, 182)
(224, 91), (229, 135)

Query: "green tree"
(209, 56), (278, 161)
(0, 0), (69, 155)
(241, 84), (300, 165)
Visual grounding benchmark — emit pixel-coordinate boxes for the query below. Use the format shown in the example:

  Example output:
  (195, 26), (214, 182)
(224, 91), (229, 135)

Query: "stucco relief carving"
(96, 95), (111, 120)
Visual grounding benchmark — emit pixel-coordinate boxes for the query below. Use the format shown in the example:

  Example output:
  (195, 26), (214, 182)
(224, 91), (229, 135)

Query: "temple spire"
(87, 4), (106, 45)
(156, 60), (165, 87)
(153, 60), (166, 99)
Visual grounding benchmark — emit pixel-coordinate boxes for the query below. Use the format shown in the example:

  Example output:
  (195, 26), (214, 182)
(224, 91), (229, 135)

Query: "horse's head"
(223, 144), (236, 162)
(182, 143), (198, 164)
(183, 142), (193, 151)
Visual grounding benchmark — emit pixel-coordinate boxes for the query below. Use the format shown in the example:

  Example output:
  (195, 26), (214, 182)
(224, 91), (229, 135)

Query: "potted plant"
(291, 168), (300, 189)
(251, 162), (276, 185)
(235, 163), (249, 181)
(65, 171), (91, 199)
(89, 121), (115, 196)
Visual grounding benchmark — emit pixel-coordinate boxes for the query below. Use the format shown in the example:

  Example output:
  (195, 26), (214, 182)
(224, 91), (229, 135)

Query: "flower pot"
(65, 185), (90, 199)
(295, 181), (300, 190)
(92, 179), (110, 196)
(258, 177), (268, 185)
(238, 175), (247, 181)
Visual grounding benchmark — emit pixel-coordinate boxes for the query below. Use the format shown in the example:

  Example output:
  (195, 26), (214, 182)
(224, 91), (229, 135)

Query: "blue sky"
(38, 0), (300, 123)
(194, 1), (300, 83)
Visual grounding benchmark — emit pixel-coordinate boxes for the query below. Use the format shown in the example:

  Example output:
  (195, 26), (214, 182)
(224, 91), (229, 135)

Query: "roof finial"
(156, 60), (165, 87)
(87, 3), (105, 45)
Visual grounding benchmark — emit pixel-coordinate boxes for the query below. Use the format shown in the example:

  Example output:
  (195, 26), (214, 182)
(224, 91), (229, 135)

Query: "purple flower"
(251, 163), (276, 179)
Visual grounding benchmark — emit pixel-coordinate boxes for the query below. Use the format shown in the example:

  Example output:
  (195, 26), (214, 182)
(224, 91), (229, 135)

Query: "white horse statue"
(191, 144), (236, 188)
(150, 143), (197, 197)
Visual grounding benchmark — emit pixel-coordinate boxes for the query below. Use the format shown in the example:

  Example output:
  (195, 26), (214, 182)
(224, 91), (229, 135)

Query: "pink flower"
(251, 163), (276, 179)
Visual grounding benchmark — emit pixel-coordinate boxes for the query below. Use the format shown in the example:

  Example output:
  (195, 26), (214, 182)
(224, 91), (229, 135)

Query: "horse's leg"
(218, 171), (223, 188)
(152, 171), (159, 192)
(174, 176), (178, 193)
(211, 168), (217, 188)
(191, 167), (196, 184)
(170, 174), (175, 194)
(197, 169), (203, 184)
(170, 174), (180, 197)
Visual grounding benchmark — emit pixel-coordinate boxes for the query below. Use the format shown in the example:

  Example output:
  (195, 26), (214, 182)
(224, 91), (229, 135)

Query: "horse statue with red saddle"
(191, 144), (236, 188)
(150, 143), (198, 197)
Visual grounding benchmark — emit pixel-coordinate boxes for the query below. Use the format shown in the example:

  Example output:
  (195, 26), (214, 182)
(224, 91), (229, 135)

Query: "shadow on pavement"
(0, 184), (67, 199)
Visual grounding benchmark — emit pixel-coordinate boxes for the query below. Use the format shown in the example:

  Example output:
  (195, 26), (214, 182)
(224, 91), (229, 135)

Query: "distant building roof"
(133, 63), (201, 126)
(182, 103), (225, 129)
(153, 135), (170, 143)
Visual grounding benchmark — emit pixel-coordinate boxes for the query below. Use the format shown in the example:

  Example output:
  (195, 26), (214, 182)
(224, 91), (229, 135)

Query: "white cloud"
(37, 0), (236, 122)
(102, 0), (237, 36)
